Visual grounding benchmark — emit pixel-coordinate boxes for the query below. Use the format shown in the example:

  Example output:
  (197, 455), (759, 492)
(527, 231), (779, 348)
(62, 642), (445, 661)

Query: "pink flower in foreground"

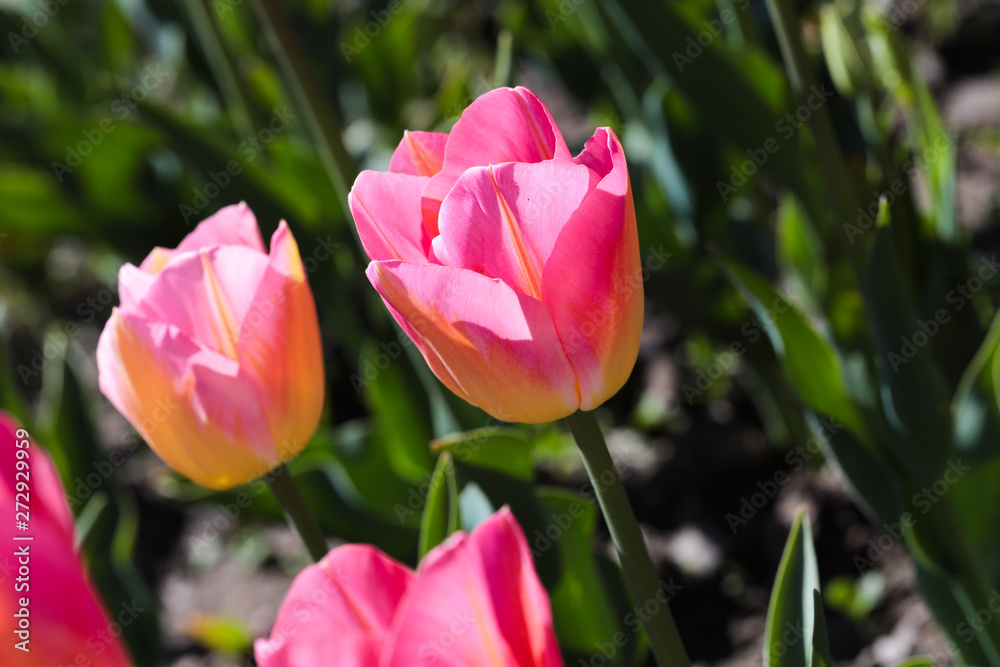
(349, 86), (643, 424)
(255, 507), (564, 667)
(0, 412), (132, 666)
(97, 204), (325, 490)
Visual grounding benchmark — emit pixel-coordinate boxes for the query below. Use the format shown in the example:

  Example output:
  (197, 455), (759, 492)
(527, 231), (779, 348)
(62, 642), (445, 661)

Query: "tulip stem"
(267, 465), (328, 562)
(565, 410), (689, 667)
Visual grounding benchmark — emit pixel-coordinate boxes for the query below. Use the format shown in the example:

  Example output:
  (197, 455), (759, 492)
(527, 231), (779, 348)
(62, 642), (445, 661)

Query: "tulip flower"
(255, 507), (563, 667)
(349, 86), (643, 424)
(0, 412), (133, 666)
(97, 204), (325, 490)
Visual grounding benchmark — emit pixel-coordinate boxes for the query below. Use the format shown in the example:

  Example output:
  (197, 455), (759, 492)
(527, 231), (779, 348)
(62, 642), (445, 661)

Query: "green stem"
(182, 0), (256, 138)
(267, 465), (328, 562)
(565, 410), (689, 667)
(248, 0), (356, 216)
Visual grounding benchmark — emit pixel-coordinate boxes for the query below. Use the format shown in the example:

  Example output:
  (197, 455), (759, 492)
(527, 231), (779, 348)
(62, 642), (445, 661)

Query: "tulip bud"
(97, 204), (325, 489)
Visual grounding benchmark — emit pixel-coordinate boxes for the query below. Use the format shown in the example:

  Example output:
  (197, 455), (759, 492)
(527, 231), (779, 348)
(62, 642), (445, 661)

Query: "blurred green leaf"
(864, 217), (954, 486)
(418, 452), (459, 558)
(722, 260), (870, 443)
(432, 428), (534, 481)
(763, 511), (825, 667)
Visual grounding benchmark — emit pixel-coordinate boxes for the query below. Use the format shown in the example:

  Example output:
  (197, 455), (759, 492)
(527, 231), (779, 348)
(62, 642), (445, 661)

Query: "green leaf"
(811, 413), (904, 528)
(35, 337), (105, 514)
(539, 488), (637, 667)
(0, 165), (85, 235)
(953, 308), (1000, 459)
(432, 428), (534, 480)
(361, 339), (435, 482)
(777, 194), (826, 306)
(721, 260), (870, 443)
(915, 563), (1000, 666)
(864, 220), (954, 485)
(811, 590), (832, 667)
(418, 452), (460, 558)
(763, 511), (823, 667)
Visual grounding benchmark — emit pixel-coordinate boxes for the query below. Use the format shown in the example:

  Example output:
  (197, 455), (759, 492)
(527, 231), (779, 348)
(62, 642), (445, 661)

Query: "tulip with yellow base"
(98, 204), (328, 561)
(97, 204), (324, 491)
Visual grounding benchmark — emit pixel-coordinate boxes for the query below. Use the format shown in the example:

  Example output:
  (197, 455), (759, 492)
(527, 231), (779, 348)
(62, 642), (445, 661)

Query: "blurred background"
(1, 0), (999, 664)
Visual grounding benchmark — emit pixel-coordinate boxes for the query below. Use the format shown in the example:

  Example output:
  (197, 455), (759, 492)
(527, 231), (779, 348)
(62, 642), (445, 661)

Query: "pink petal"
(382, 508), (562, 667)
(389, 130), (449, 177)
(97, 309), (281, 489)
(123, 245), (272, 359)
(350, 171), (433, 262)
(366, 260), (580, 423)
(422, 87), (572, 236)
(140, 203), (265, 273)
(233, 222), (326, 457)
(101, 221), (324, 490)
(256, 544), (414, 667)
(0, 414), (73, 545)
(0, 414), (132, 667)
(541, 128), (643, 409)
(436, 160), (599, 300)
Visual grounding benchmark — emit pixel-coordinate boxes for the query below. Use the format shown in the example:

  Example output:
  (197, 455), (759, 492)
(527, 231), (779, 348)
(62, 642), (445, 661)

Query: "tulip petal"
(422, 87), (572, 235)
(366, 260), (579, 423)
(123, 245), (272, 359)
(541, 128), (643, 409)
(256, 545), (414, 667)
(350, 171), (433, 262)
(0, 415), (132, 667)
(389, 130), (448, 177)
(437, 160), (599, 300)
(97, 309), (281, 489)
(140, 203), (265, 273)
(382, 508), (562, 667)
(233, 222), (326, 457)
(0, 415), (74, 545)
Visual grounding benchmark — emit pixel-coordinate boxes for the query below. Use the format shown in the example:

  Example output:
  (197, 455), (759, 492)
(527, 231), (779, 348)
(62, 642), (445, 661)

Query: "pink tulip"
(97, 204), (325, 490)
(255, 507), (564, 667)
(0, 412), (133, 666)
(349, 86), (643, 424)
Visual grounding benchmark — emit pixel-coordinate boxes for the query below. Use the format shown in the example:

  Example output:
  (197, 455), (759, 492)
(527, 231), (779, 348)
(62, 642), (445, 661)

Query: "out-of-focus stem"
(248, 0), (356, 215)
(267, 464), (327, 563)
